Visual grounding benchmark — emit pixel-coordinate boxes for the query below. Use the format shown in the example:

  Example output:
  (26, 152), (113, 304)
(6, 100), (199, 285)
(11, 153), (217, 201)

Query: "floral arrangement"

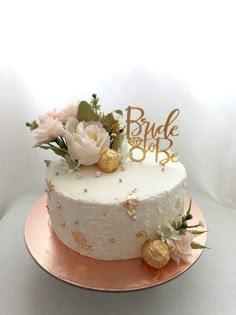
(26, 94), (128, 172)
(142, 199), (208, 268)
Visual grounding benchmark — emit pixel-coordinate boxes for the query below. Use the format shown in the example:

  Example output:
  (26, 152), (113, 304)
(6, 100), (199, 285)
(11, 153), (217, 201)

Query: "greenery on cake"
(26, 94), (128, 171)
(155, 199), (207, 264)
(143, 199), (208, 268)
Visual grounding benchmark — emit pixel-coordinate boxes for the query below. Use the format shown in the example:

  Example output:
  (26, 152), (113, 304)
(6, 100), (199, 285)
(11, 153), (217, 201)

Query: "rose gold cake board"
(24, 195), (207, 292)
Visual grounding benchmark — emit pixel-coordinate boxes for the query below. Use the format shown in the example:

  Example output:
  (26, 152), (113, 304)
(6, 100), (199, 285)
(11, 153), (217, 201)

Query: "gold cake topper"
(126, 107), (180, 166)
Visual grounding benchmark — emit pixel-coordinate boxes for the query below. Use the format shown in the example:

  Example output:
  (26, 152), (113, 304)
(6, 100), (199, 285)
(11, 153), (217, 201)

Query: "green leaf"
(114, 109), (123, 117)
(39, 144), (68, 158)
(77, 101), (99, 122)
(39, 144), (79, 169)
(112, 133), (123, 152)
(102, 112), (115, 131)
(66, 158), (79, 170)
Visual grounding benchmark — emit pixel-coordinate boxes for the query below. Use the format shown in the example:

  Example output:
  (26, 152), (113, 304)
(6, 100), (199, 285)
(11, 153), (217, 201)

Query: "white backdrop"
(0, 0), (236, 216)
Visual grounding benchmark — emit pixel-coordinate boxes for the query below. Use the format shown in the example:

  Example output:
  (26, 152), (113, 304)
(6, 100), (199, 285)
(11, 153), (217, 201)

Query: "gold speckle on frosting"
(176, 199), (182, 209)
(97, 149), (120, 173)
(72, 231), (93, 251)
(122, 188), (139, 219)
(142, 239), (170, 268)
(46, 179), (55, 193)
(136, 231), (148, 239)
(44, 159), (51, 167)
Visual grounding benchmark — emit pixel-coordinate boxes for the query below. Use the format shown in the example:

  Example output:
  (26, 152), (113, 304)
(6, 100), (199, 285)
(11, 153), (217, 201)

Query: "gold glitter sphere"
(142, 240), (170, 268)
(97, 149), (120, 173)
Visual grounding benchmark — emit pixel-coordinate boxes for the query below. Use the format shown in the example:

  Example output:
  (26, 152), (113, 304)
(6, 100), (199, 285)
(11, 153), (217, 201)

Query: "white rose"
(65, 118), (110, 165)
(112, 111), (125, 129)
(118, 138), (129, 163)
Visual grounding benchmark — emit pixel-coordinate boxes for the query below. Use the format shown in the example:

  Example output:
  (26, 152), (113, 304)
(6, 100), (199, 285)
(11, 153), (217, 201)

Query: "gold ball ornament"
(142, 239), (170, 268)
(97, 149), (120, 173)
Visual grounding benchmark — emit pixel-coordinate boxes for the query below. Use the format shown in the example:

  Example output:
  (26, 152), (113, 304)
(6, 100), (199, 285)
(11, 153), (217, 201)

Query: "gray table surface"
(0, 191), (235, 315)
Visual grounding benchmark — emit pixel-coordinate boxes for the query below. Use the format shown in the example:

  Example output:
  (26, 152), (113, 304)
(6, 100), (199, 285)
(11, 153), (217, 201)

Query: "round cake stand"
(24, 195), (207, 292)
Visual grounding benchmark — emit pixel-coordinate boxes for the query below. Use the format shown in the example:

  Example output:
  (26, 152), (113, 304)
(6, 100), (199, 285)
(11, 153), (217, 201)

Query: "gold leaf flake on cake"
(72, 231), (93, 251)
(136, 231), (148, 239)
(44, 159), (51, 167)
(46, 179), (55, 193)
(175, 199), (182, 209)
(122, 188), (139, 219)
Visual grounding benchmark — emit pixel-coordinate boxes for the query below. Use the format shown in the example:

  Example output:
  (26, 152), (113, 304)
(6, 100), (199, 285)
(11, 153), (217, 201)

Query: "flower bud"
(181, 222), (188, 229)
(185, 213), (193, 220)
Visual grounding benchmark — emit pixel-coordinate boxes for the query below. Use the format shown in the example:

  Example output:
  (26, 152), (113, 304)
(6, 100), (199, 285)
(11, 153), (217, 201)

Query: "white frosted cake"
(46, 156), (187, 260)
(27, 95), (205, 268)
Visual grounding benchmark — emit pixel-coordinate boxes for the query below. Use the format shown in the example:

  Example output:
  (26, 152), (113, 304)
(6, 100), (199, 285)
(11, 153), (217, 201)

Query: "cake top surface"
(46, 154), (187, 204)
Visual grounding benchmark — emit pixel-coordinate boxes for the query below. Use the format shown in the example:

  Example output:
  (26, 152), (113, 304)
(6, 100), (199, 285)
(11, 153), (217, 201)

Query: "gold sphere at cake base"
(98, 149), (120, 173)
(142, 240), (170, 268)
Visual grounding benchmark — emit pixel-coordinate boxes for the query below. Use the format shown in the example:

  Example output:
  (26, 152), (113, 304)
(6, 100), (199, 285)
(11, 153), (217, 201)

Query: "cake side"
(46, 158), (187, 260)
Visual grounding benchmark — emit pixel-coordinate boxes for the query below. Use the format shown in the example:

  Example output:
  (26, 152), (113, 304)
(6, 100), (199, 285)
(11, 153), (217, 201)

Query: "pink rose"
(65, 118), (110, 165)
(32, 118), (65, 146)
(59, 101), (80, 124)
(39, 109), (62, 123)
(166, 232), (195, 265)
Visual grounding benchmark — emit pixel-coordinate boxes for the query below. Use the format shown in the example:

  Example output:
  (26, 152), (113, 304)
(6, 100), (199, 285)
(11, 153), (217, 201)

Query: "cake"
(26, 94), (205, 268)
(46, 155), (187, 260)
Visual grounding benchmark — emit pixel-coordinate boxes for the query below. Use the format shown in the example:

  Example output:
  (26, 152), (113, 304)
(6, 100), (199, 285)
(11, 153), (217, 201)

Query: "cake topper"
(126, 106), (180, 166)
